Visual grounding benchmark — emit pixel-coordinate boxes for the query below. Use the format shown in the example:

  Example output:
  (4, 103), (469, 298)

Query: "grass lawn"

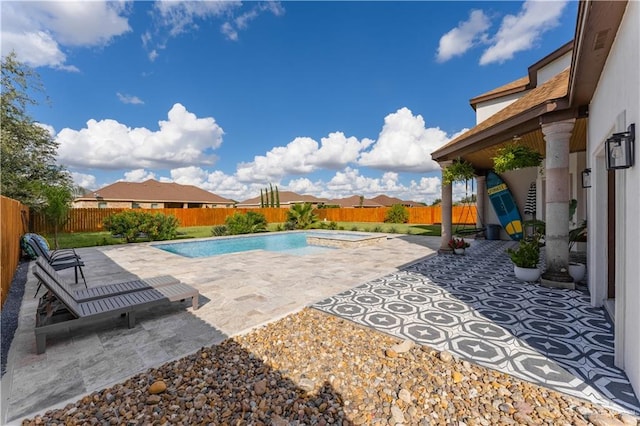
(41, 222), (452, 250)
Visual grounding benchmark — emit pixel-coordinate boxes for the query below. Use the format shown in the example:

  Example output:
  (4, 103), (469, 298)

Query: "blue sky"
(2, 1), (577, 203)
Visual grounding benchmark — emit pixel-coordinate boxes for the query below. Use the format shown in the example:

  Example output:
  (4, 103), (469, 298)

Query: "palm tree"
(286, 203), (318, 229)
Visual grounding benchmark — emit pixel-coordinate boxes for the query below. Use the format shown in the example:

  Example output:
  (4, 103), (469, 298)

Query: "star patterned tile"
(312, 240), (640, 414)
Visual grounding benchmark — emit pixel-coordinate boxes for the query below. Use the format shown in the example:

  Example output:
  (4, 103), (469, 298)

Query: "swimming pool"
(154, 231), (385, 258)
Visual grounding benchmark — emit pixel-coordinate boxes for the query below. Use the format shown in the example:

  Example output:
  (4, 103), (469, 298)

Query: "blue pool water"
(154, 232), (339, 258)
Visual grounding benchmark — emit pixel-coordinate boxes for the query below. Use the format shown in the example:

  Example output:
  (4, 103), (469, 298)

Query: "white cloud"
(123, 169), (156, 182)
(0, 1), (131, 69)
(436, 10), (490, 63)
(358, 108), (449, 173)
(55, 103), (224, 169)
(480, 0), (568, 65)
(153, 1), (241, 37)
(222, 1), (285, 41)
(116, 93), (144, 105)
(313, 132), (373, 169)
(71, 172), (97, 190)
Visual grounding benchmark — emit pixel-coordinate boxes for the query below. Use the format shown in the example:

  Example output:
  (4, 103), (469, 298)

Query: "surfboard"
(486, 171), (523, 241)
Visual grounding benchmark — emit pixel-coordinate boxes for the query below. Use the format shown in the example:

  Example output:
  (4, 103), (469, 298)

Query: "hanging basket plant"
(492, 144), (543, 174)
(442, 158), (475, 185)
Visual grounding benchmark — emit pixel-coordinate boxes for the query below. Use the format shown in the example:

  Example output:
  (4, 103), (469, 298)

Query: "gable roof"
(371, 194), (423, 207)
(431, 67), (571, 164)
(327, 195), (383, 208)
(78, 179), (234, 204)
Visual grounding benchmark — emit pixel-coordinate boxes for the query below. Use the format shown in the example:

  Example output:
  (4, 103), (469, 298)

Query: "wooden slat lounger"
(33, 260), (199, 354)
(36, 258), (182, 302)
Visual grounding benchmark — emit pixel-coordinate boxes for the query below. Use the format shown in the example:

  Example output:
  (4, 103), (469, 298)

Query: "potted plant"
(506, 239), (541, 282)
(442, 158), (475, 185)
(492, 144), (543, 173)
(568, 220), (587, 282)
(448, 237), (470, 254)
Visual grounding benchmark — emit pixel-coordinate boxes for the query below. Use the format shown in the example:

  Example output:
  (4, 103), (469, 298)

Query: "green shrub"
(103, 211), (147, 243)
(225, 211), (268, 235)
(103, 211), (179, 242)
(372, 226), (383, 233)
(143, 213), (179, 241)
(286, 203), (319, 229)
(328, 221), (338, 230)
(211, 225), (228, 236)
(319, 221), (328, 229)
(384, 204), (409, 223)
(388, 226), (397, 234)
(284, 221), (296, 230)
(350, 226), (359, 232)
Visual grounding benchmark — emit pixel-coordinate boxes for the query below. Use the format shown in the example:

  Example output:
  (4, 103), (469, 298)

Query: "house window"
(151, 203), (159, 209)
(132, 202), (141, 209)
(98, 202), (107, 209)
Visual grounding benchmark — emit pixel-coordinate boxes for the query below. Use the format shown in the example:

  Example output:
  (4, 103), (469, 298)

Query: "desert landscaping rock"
(21, 308), (640, 425)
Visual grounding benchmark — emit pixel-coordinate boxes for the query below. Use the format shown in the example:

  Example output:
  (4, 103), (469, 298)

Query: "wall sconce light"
(581, 168), (591, 188)
(606, 123), (635, 170)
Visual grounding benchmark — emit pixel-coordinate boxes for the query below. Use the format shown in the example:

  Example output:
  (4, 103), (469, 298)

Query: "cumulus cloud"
(123, 169), (156, 182)
(55, 103), (224, 169)
(480, 0), (568, 65)
(358, 108), (448, 173)
(117, 93), (144, 105)
(436, 10), (490, 63)
(0, 1), (131, 69)
(71, 172), (97, 191)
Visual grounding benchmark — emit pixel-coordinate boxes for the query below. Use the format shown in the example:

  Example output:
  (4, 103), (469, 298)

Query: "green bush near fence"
(224, 211), (268, 235)
(384, 204), (409, 223)
(103, 211), (179, 243)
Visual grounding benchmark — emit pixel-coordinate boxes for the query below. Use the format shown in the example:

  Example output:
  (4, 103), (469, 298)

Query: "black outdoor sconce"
(581, 168), (591, 188)
(606, 123), (635, 170)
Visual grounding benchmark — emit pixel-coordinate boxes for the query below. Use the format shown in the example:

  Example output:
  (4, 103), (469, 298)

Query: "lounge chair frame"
(33, 259), (199, 354)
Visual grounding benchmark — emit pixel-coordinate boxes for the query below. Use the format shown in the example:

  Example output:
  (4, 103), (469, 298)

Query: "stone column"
(476, 175), (486, 231)
(541, 119), (575, 289)
(439, 162), (453, 253)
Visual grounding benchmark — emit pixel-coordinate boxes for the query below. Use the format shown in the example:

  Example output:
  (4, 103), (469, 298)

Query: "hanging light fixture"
(581, 169), (591, 188)
(606, 124), (635, 170)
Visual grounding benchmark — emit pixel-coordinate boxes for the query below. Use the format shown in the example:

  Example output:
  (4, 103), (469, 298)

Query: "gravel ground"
(1, 260), (28, 377)
(21, 308), (639, 425)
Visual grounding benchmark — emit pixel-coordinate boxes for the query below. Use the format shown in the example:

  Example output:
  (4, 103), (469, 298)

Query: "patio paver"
(313, 239), (640, 414)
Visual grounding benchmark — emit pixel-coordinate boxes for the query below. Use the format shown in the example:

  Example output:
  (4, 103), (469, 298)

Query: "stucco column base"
(438, 248), (454, 255)
(540, 272), (575, 290)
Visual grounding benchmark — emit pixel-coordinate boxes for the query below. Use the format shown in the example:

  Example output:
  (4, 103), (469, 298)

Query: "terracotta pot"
(514, 265), (540, 282)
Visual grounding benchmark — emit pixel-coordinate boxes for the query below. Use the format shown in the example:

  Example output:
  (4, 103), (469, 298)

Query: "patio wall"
(1, 196), (29, 307)
(29, 206), (477, 234)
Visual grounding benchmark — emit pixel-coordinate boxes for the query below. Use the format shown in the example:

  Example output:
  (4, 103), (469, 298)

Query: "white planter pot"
(514, 265), (541, 282)
(454, 248), (466, 255)
(569, 263), (586, 283)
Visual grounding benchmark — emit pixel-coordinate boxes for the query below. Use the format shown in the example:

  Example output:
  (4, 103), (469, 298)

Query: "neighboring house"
(73, 179), (235, 208)
(432, 1), (639, 398)
(236, 191), (328, 208)
(326, 195), (384, 208)
(371, 194), (424, 207)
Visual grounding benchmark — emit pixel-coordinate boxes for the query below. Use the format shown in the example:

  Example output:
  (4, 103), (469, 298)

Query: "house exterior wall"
(475, 92), (527, 124)
(587, 0), (639, 397)
(536, 51), (572, 85)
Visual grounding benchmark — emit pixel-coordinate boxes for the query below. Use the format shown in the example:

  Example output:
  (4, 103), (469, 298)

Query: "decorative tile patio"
(313, 240), (640, 414)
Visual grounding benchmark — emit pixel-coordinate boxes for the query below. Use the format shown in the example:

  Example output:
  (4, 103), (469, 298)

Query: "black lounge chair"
(33, 259), (200, 354)
(24, 234), (87, 290)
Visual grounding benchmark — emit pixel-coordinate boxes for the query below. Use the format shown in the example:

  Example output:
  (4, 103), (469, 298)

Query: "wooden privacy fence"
(1, 196), (29, 307)
(30, 205), (477, 234)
